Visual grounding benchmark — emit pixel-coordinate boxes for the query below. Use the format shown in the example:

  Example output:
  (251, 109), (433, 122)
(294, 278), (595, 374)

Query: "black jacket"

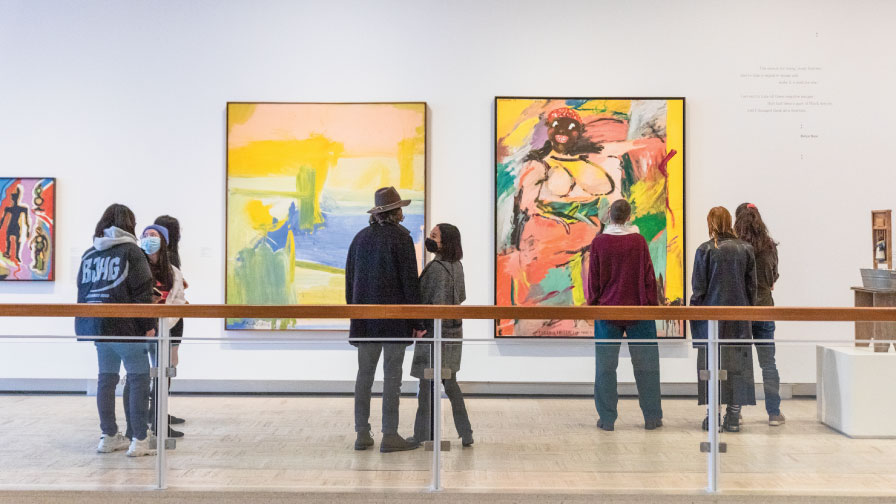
(689, 234), (758, 340)
(754, 244), (779, 307)
(689, 234), (758, 406)
(75, 227), (156, 341)
(345, 221), (423, 345)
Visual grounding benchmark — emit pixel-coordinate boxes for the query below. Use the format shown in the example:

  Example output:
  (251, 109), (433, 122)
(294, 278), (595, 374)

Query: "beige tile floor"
(0, 395), (894, 495)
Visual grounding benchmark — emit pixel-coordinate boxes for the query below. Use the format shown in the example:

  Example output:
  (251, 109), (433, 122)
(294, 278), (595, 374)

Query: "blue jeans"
(95, 342), (151, 440)
(752, 321), (781, 416)
(594, 320), (663, 423)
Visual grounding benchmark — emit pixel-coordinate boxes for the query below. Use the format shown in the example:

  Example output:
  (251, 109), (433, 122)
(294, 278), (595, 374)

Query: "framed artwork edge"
(0, 176), (56, 282)
(492, 97), (687, 339)
(224, 102), (429, 332)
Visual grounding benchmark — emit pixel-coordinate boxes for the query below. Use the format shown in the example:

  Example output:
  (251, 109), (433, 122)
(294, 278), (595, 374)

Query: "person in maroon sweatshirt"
(587, 199), (663, 431)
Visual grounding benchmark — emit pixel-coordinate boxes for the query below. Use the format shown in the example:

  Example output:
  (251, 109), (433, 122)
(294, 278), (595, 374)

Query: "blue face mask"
(141, 236), (161, 255)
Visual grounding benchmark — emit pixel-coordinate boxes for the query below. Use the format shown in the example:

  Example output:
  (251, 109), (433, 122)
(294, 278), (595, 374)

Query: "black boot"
(354, 430), (374, 450)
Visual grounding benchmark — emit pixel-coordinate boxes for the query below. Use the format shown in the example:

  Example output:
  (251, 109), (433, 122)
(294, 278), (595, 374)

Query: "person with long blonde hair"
(690, 207), (757, 432)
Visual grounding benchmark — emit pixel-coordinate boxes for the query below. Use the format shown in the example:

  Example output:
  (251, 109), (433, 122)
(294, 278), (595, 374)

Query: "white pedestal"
(816, 345), (896, 438)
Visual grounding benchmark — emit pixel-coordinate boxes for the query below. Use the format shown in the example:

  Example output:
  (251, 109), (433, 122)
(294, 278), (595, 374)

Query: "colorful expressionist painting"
(226, 102), (426, 330)
(495, 98), (685, 338)
(0, 178), (55, 281)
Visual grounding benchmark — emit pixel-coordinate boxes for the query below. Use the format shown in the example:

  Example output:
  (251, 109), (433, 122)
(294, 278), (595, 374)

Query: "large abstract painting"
(495, 98), (685, 337)
(0, 178), (55, 281)
(226, 102), (426, 330)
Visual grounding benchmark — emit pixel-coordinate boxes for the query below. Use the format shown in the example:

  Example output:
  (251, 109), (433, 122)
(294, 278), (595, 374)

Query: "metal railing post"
(707, 319), (720, 493)
(430, 319), (443, 492)
(156, 317), (170, 490)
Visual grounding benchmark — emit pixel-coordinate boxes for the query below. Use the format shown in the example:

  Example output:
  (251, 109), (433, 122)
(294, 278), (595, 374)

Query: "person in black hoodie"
(76, 204), (156, 457)
(346, 187), (425, 453)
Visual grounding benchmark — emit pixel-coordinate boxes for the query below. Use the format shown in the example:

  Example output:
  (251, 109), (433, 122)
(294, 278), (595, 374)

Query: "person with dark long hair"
(691, 207), (757, 432)
(735, 203), (784, 426)
(409, 223), (473, 447)
(140, 224), (187, 438)
(153, 215), (187, 429)
(76, 204), (156, 456)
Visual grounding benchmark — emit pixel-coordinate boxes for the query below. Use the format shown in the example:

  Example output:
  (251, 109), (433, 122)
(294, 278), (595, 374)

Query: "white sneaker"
(97, 433), (130, 453)
(126, 437), (157, 457)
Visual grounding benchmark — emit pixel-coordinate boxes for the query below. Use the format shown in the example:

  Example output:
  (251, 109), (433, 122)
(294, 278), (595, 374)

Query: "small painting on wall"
(0, 177), (55, 281)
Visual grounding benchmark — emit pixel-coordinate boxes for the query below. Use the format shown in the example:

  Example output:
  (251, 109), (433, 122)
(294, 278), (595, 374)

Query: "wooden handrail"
(0, 304), (894, 321)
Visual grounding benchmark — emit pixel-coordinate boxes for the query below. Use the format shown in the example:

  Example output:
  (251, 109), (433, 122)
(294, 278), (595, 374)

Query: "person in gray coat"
(409, 223), (473, 447)
(690, 206), (757, 433)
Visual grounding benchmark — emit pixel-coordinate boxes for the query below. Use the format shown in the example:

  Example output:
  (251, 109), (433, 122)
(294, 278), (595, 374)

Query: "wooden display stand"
(872, 210), (892, 269)
(852, 287), (896, 353)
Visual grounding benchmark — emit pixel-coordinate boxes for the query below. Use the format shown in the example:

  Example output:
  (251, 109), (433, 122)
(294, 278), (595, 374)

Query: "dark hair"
(369, 207), (403, 226)
(144, 230), (174, 291)
(154, 215), (181, 269)
(436, 223), (463, 262)
(734, 205), (777, 254)
(609, 199), (631, 224)
(94, 203), (136, 238)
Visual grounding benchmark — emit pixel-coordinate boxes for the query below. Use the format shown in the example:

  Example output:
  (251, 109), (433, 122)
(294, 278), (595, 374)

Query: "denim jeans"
(354, 342), (406, 435)
(95, 342), (151, 440)
(752, 321), (781, 416)
(594, 320), (663, 423)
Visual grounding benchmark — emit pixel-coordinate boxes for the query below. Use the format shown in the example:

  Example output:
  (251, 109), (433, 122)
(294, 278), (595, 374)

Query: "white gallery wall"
(0, 0), (893, 389)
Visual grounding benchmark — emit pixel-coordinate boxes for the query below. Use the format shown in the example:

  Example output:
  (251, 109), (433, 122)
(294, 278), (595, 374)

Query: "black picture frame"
(493, 97), (686, 339)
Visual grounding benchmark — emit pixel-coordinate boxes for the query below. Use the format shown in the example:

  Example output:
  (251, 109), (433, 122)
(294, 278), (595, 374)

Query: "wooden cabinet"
(852, 287), (896, 352)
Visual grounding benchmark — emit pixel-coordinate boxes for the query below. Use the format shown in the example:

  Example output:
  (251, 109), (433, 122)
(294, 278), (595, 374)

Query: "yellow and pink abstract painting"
(495, 98), (685, 337)
(226, 102), (426, 330)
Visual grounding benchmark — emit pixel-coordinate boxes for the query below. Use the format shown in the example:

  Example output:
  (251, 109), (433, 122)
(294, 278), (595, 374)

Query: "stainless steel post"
(430, 319), (443, 492)
(156, 318), (170, 490)
(707, 319), (720, 493)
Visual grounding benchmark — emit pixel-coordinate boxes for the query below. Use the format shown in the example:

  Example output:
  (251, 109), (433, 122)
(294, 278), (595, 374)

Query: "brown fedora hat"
(367, 186), (411, 214)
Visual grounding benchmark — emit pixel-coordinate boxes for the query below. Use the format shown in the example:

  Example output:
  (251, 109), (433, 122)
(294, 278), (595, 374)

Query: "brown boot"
(379, 433), (419, 453)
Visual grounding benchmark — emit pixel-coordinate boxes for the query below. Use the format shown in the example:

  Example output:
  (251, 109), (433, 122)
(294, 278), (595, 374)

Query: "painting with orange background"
(495, 98), (685, 337)
(226, 103), (426, 330)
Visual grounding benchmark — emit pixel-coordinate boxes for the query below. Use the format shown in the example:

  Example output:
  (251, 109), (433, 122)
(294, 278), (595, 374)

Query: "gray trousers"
(414, 378), (472, 441)
(354, 342), (406, 434)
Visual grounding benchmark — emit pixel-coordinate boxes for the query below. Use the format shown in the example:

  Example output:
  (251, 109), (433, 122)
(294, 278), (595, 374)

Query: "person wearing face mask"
(409, 223), (473, 447)
(139, 224), (187, 439)
(153, 215), (188, 429)
(76, 204), (156, 457)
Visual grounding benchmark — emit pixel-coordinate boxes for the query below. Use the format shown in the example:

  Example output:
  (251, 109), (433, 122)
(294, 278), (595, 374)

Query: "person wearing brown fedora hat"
(367, 186), (412, 215)
(346, 186), (424, 453)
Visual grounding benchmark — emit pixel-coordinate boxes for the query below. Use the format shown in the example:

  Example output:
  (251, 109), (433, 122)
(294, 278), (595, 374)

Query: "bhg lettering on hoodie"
(80, 251), (128, 300)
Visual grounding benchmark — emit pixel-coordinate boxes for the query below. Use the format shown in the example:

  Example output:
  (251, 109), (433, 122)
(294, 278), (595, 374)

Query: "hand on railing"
(413, 329), (427, 339)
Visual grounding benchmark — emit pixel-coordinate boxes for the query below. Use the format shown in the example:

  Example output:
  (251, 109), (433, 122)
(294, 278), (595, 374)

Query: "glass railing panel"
(716, 322), (896, 496)
(438, 330), (709, 493)
(0, 330), (160, 490)
(162, 328), (434, 491)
